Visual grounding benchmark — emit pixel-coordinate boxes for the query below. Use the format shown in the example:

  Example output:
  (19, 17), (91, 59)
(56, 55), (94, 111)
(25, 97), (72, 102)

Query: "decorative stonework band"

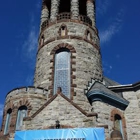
(38, 35), (100, 52)
(41, 14), (93, 32)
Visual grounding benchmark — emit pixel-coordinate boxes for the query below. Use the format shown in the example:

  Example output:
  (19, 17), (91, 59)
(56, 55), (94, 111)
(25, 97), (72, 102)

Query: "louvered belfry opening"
(59, 0), (70, 13)
(79, 0), (87, 16)
(45, 0), (51, 18)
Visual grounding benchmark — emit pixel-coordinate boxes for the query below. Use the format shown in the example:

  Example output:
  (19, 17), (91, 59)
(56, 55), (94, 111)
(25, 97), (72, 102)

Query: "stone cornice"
(40, 19), (99, 38)
(6, 86), (48, 98)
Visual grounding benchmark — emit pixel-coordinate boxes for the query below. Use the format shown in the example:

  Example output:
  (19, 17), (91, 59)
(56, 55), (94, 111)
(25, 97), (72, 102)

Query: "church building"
(0, 0), (140, 140)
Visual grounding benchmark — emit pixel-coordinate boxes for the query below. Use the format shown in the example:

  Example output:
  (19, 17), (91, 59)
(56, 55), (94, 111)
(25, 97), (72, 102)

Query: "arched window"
(40, 35), (44, 46)
(85, 29), (92, 41)
(54, 48), (71, 97)
(61, 26), (66, 36)
(87, 31), (91, 40)
(79, 0), (87, 16)
(59, 25), (67, 36)
(114, 114), (123, 138)
(4, 109), (12, 135)
(16, 106), (27, 130)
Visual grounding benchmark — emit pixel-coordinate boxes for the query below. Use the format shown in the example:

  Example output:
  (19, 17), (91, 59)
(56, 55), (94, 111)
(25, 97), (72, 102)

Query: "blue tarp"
(15, 128), (105, 140)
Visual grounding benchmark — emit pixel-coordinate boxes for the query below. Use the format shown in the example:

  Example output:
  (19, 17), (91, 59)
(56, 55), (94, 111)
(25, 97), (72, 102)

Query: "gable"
(24, 94), (97, 129)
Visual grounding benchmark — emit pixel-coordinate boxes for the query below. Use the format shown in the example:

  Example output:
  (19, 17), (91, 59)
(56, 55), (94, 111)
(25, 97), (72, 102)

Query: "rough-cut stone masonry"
(123, 90), (140, 140)
(71, 0), (79, 20)
(0, 87), (48, 136)
(40, 22), (99, 46)
(34, 39), (102, 95)
(24, 94), (96, 130)
(87, 0), (95, 27)
(92, 101), (127, 140)
(50, 0), (59, 22)
(42, 0), (95, 27)
(1, 0), (137, 140)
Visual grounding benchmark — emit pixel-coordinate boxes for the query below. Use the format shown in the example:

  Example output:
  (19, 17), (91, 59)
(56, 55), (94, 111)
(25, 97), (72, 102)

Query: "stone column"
(41, 5), (49, 26)
(50, 0), (60, 22)
(71, 0), (79, 20)
(87, 0), (95, 27)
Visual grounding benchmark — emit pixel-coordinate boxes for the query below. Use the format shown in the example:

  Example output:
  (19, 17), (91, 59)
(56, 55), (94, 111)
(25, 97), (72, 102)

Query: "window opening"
(45, 0), (51, 18)
(114, 114), (124, 138)
(54, 48), (71, 97)
(4, 109), (12, 135)
(59, 0), (70, 13)
(41, 35), (44, 46)
(87, 31), (91, 40)
(61, 26), (66, 36)
(16, 106), (27, 130)
(79, 0), (87, 16)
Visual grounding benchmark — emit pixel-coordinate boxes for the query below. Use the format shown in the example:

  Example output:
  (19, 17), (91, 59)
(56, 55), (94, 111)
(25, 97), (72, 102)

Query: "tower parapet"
(0, 87), (48, 137)
(41, 0), (96, 28)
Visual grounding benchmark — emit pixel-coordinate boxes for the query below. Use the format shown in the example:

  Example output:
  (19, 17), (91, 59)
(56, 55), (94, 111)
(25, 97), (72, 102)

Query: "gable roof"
(24, 93), (97, 121)
(103, 76), (120, 86)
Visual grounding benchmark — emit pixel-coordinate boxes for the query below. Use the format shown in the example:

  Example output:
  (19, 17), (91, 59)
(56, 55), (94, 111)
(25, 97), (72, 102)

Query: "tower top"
(40, 0), (96, 32)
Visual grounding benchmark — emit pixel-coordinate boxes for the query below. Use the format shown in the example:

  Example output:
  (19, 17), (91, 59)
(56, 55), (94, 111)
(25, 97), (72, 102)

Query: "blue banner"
(15, 128), (105, 140)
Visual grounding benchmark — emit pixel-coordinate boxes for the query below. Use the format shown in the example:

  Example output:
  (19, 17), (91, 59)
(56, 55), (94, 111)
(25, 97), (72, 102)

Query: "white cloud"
(116, 54), (120, 59)
(109, 66), (112, 69)
(21, 16), (39, 85)
(23, 26), (38, 59)
(22, 17), (38, 59)
(97, 0), (111, 16)
(22, 14), (39, 68)
(103, 61), (113, 74)
(36, 0), (41, 10)
(99, 9), (125, 44)
(21, 0), (41, 65)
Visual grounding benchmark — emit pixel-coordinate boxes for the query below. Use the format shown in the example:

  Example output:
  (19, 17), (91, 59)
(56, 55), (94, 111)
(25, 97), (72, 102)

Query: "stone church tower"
(1, 0), (140, 140)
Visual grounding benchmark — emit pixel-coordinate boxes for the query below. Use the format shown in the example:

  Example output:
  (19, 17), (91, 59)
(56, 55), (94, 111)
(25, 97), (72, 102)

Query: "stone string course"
(40, 22), (99, 47)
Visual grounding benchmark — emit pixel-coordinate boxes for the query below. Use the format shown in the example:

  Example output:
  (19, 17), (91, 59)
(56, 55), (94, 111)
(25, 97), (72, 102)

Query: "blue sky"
(0, 0), (140, 127)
